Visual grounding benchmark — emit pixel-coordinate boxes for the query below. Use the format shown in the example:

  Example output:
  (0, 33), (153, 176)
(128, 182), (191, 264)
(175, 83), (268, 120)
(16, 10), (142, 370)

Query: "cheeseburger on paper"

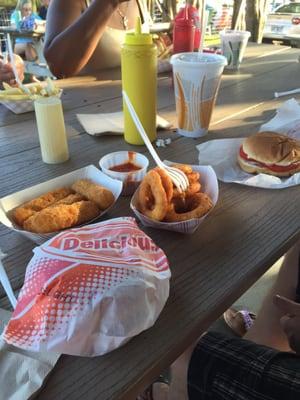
(238, 131), (300, 177)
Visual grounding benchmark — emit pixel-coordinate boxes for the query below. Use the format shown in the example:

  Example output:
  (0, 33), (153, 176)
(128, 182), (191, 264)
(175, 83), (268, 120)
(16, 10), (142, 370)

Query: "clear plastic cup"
(170, 52), (227, 138)
(220, 30), (251, 70)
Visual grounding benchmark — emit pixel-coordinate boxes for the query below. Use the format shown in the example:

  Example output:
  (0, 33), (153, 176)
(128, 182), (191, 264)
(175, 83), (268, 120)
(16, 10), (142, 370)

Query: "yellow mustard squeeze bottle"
(121, 17), (157, 145)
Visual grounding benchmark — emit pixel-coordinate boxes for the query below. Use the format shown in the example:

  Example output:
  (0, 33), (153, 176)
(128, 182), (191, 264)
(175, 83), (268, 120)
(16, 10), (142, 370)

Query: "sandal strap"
(238, 310), (255, 331)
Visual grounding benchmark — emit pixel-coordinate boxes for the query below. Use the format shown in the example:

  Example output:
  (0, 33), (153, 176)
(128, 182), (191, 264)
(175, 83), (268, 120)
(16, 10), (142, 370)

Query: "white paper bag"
(0, 308), (59, 400)
(3, 217), (171, 356)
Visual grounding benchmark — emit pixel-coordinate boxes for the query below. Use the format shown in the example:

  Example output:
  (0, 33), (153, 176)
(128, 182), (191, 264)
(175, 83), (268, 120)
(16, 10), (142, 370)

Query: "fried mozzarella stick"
(23, 200), (100, 233)
(72, 179), (114, 210)
(13, 187), (73, 227)
(51, 193), (84, 206)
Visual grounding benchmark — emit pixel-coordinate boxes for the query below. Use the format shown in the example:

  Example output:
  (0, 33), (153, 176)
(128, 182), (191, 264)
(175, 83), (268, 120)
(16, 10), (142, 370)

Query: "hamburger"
(238, 131), (300, 177)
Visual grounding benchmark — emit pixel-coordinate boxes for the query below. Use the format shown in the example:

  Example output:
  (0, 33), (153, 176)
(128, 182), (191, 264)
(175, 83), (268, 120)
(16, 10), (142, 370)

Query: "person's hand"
(0, 54), (24, 86)
(273, 294), (300, 354)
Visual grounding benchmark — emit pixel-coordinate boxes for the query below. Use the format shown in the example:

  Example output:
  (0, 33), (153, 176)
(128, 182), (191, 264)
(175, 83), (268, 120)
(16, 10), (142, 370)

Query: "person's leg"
(13, 43), (26, 58)
(25, 43), (38, 62)
(187, 332), (300, 400)
(169, 242), (300, 399)
(245, 241), (300, 351)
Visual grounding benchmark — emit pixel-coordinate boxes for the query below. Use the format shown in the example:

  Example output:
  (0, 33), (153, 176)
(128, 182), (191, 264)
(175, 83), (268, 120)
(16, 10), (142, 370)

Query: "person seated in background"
(10, 0), (41, 61)
(0, 54), (24, 86)
(38, 0), (50, 20)
(43, 0), (142, 77)
(165, 242), (300, 400)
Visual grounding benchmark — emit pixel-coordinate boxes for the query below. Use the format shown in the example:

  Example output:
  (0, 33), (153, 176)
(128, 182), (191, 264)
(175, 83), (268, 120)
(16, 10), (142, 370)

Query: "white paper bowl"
(130, 163), (219, 234)
(0, 165), (122, 244)
(99, 151), (149, 196)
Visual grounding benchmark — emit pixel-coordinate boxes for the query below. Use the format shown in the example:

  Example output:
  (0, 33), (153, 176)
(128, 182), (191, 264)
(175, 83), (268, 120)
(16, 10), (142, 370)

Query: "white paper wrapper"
(131, 163), (219, 234)
(0, 165), (122, 244)
(0, 88), (63, 114)
(197, 98), (300, 189)
(3, 217), (171, 356)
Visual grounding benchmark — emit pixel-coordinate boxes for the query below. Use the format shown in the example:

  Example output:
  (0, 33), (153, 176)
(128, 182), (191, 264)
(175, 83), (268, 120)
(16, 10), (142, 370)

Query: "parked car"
(263, 2), (300, 46)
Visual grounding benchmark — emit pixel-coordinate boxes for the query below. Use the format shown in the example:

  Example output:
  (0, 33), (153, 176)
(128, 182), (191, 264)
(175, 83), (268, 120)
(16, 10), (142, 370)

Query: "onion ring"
(186, 182), (201, 195)
(171, 164), (193, 174)
(138, 170), (168, 221)
(187, 172), (200, 183)
(164, 193), (213, 222)
(154, 167), (173, 202)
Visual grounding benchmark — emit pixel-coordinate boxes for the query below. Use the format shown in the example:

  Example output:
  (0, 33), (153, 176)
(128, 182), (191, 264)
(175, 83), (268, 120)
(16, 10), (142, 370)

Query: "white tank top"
(83, 0), (140, 72)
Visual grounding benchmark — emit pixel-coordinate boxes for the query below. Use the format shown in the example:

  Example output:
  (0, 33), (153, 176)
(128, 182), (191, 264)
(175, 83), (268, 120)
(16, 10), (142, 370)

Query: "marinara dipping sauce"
(99, 151), (149, 196)
(109, 161), (142, 173)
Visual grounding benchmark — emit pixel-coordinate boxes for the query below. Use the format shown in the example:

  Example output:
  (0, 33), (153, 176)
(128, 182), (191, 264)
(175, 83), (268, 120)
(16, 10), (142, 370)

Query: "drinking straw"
(199, 0), (208, 53)
(0, 249), (17, 309)
(234, 0), (246, 31)
(274, 88), (300, 98)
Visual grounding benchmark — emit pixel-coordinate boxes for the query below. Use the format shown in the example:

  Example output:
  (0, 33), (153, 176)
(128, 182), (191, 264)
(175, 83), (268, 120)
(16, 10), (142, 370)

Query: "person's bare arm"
(44, 0), (119, 77)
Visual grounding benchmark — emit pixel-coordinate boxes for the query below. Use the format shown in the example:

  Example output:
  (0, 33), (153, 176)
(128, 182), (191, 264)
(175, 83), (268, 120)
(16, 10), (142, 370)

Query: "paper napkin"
(0, 307), (60, 400)
(77, 111), (172, 136)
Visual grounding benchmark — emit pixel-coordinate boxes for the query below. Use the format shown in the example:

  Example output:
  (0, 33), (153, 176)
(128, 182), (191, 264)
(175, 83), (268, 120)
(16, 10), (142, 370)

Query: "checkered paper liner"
(130, 163), (219, 234)
(0, 90), (63, 114)
(0, 165), (123, 244)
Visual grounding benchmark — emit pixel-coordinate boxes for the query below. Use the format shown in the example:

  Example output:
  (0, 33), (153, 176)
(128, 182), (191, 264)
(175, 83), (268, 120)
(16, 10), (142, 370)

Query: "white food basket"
(0, 165), (122, 244)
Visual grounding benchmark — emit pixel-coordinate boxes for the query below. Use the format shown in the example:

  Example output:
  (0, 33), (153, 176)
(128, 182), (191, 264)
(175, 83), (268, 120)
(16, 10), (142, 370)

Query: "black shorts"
(188, 331), (300, 400)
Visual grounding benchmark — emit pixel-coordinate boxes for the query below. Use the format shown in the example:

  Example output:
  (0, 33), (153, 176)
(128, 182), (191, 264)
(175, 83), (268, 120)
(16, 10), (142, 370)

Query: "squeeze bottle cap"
(124, 17), (153, 45)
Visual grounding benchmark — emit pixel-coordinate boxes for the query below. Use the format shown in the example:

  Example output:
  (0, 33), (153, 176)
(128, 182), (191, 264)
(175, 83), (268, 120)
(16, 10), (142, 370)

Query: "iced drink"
(220, 30), (250, 70)
(170, 52), (227, 138)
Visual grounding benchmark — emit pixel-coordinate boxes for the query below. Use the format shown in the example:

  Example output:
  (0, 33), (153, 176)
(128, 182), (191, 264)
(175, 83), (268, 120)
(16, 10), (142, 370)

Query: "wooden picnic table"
(1, 43), (300, 400)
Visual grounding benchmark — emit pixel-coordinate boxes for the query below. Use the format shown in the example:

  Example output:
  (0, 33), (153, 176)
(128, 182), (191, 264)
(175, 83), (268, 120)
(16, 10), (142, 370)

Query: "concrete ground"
(210, 257), (283, 335)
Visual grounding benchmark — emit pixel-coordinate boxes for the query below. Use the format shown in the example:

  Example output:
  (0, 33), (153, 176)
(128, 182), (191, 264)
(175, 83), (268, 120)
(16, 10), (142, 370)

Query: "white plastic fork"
(122, 90), (189, 192)
(6, 33), (31, 96)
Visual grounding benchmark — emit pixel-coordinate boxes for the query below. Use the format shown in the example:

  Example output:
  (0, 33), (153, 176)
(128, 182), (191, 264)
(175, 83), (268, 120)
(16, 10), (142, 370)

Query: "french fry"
(0, 78), (60, 101)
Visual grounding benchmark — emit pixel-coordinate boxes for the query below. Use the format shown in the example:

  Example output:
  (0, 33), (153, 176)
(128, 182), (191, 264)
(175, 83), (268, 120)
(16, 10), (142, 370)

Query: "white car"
(263, 2), (300, 45)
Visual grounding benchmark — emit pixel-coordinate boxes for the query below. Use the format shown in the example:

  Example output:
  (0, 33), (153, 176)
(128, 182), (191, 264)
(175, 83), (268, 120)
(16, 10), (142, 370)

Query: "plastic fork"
(6, 33), (31, 96)
(122, 90), (189, 192)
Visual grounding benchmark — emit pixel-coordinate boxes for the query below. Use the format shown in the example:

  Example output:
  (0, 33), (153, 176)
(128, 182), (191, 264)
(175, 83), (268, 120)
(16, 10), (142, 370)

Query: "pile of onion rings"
(137, 165), (213, 222)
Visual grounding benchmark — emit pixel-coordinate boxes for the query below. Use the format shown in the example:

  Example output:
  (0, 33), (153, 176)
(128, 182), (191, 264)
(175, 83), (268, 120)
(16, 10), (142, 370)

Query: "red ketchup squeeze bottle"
(173, 5), (196, 54)
(175, 4), (201, 51)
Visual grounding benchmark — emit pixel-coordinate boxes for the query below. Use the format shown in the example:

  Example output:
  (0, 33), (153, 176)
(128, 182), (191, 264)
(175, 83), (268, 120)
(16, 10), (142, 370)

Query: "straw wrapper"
(0, 249), (16, 309)
(131, 162), (219, 234)
(0, 165), (122, 244)
(197, 98), (300, 189)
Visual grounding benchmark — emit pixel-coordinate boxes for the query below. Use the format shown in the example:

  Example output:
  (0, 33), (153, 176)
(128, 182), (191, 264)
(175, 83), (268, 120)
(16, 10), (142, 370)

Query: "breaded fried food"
(12, 187), (73, 227)
(23, 200), (100, 233)
(72, 179), (114, 210)
(13, 207), (36, 227)
(51, 193), (85, 206)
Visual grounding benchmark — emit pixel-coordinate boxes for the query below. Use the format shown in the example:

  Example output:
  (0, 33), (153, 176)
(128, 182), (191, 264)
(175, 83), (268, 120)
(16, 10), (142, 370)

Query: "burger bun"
(238, 131), (300, 177)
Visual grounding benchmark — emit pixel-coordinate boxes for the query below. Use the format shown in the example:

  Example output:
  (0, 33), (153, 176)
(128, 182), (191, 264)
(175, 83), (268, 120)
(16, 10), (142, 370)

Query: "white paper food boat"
(0, 165), (122, 244)
(131, 163), (219, 234)
(0, 86), (63, 114)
